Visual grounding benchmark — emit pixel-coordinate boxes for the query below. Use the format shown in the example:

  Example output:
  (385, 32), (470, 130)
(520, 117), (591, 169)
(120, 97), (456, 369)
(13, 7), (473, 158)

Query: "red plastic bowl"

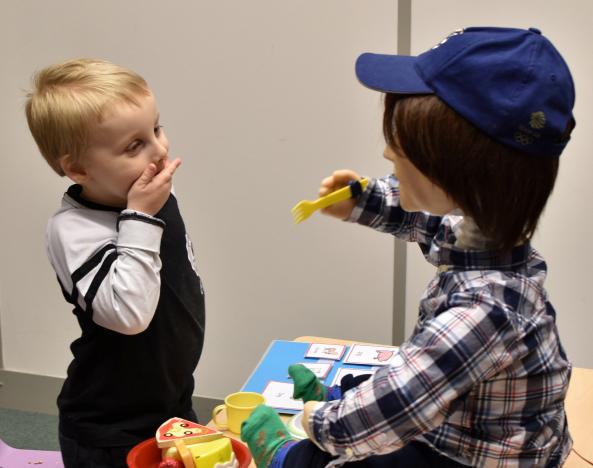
(127, 437), (252, 468)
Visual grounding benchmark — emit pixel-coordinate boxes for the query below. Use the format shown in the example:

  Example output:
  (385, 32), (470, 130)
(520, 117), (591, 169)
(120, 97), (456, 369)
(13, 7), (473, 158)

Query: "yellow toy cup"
(211, 392), (265, 435)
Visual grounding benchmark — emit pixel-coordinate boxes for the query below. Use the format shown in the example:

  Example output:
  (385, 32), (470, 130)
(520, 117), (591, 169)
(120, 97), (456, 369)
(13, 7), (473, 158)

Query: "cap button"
(529, 27), (542, 35)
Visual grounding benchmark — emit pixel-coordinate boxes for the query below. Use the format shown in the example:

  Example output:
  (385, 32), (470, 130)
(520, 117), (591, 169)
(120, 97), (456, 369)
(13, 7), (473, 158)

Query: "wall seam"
(392, 0), (411, 346)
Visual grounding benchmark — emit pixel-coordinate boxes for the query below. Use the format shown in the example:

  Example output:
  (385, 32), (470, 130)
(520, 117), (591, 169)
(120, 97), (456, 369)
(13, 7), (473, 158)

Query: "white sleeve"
(47, 208), (164, 335)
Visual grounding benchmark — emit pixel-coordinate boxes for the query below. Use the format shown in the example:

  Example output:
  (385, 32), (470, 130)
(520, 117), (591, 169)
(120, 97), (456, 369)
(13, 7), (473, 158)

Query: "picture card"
(344, 344), (399, 366)
(296, 361), (332, 380)
(262, 381), (304, 411)
(330, 367), (376, 387)
(305, 343), (346, 360)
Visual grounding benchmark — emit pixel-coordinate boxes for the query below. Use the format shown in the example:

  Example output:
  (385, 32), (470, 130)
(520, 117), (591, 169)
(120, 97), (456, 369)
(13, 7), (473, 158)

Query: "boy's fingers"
(318, 170), (359, 197)
(332, 169), (359, 184)
(160, 158), (181, 179)
(151, 158), (181, 184)
(168, 158), (182, 173)
(137, 163), (157, 186)
(319, 177), (334, 197)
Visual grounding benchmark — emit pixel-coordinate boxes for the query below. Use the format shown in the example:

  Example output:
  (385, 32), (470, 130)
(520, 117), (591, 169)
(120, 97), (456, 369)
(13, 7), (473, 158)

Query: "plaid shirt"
(309, 175), (572, 467)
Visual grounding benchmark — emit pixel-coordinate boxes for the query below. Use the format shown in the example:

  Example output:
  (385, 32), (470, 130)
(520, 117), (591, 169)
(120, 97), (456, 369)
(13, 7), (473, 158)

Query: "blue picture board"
(241, 340), (377, 414)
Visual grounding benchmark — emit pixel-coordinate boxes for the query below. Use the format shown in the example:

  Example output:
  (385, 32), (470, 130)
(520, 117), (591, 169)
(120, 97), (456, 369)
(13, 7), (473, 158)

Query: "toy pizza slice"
(157, 417), (223, 448)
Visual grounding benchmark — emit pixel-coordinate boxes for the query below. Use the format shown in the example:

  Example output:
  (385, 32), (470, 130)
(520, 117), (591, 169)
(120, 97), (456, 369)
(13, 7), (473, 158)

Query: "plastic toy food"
(184, 438), (237, 468)
(157, 417), (223, 447)
(156, 417), (239, 468)
(158, 458), (183, 468)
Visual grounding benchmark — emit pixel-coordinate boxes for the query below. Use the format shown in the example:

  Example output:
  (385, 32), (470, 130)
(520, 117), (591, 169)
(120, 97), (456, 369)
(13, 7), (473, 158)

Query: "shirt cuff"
(117, 210), (164, 253)
(347, 177), (375, 223)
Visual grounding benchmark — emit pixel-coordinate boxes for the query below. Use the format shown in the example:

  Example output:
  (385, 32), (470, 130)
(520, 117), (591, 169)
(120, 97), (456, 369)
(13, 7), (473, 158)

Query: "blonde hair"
(25, 58), (150, 176)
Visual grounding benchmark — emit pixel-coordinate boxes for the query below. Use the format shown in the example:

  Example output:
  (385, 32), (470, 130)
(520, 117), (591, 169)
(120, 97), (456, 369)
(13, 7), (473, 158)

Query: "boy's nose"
(153, 141), (168, 162)
(152, 149), (168, 173)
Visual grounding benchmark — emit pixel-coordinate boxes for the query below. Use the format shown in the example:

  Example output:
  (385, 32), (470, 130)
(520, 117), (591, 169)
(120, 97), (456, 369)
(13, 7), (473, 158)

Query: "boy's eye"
(125, 140), (143, 153)
(124, 125), (163, 153)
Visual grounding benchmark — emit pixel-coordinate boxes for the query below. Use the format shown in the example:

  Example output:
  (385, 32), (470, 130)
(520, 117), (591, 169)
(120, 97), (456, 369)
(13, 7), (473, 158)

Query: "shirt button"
(345, 448), (353, 457)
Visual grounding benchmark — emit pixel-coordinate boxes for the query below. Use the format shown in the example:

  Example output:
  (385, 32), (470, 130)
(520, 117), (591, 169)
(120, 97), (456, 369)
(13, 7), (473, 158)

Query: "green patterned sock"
(289, 364), (328, 402)
(240, 405), (293, 468)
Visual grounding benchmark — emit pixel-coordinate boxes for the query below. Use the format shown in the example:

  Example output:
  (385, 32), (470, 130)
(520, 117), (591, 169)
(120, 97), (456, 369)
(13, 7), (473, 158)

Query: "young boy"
(25, 58), (206, 467)
(241, 27), (574, 467)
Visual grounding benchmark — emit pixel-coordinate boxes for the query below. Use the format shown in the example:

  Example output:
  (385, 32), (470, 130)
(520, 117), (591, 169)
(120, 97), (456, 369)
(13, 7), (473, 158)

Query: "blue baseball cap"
(356, 27), (575, 157)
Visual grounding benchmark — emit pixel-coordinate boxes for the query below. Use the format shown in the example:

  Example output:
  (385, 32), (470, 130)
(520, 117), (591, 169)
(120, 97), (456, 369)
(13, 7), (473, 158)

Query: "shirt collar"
(65, 184), (122, 213)
(430, 215), (531, 272)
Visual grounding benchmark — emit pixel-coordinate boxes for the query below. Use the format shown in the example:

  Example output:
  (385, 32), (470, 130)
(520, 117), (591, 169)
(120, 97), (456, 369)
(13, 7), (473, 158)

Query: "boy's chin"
(399, 196), (417, 213)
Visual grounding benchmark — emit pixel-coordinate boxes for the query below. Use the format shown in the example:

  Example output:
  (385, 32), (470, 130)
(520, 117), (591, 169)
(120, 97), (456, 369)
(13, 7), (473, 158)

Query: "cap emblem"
(530, 111), (546, 129)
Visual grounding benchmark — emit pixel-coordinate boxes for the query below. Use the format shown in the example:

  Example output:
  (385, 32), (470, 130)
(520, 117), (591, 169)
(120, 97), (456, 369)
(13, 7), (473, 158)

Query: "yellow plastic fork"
(291, 178), (368, 224)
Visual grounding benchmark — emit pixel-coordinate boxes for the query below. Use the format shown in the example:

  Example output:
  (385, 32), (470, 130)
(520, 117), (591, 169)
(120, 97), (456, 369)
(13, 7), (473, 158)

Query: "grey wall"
(0, 1), (397, 400)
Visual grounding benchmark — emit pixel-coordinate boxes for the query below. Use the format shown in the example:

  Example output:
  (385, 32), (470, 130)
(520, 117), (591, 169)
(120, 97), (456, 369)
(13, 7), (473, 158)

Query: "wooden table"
(564, 367), (593, 467)
(210, 336), (593, 467)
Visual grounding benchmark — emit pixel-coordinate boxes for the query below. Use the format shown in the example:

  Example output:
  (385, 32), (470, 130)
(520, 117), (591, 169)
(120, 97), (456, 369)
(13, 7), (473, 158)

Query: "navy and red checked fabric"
(307, 175), (572, 467)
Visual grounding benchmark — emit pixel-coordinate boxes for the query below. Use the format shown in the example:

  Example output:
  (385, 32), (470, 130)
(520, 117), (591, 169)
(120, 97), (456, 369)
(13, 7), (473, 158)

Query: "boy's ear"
(60, 155), (87, 184)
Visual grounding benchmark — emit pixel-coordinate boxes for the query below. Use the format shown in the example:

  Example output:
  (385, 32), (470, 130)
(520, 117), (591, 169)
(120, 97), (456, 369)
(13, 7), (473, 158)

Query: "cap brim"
(355, 53), (433, 94)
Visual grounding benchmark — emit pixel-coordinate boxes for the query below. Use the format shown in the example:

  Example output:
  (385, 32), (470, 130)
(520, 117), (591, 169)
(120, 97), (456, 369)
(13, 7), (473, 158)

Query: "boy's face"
(70, 92), (169, 208)
(384, 145), (456, 215)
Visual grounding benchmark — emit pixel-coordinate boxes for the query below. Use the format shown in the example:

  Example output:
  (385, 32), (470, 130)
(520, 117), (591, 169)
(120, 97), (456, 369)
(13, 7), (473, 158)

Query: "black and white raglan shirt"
(47, 184), (205, 447)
